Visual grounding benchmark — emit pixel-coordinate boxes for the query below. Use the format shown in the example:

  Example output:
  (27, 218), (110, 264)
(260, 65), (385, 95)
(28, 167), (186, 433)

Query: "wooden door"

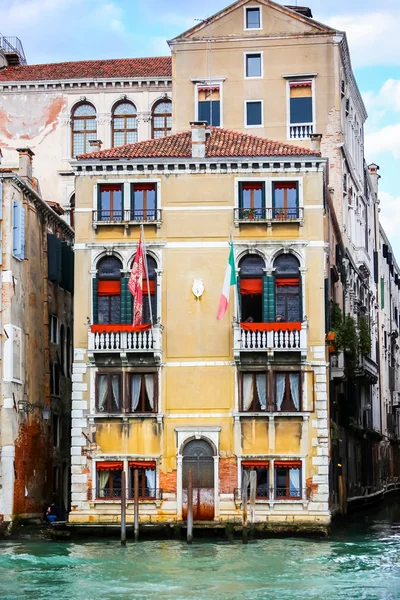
(182, 439), (214, 521)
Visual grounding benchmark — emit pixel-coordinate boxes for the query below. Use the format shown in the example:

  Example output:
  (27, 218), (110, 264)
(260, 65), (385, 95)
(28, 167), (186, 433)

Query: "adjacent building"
(0, 149), (73, 523)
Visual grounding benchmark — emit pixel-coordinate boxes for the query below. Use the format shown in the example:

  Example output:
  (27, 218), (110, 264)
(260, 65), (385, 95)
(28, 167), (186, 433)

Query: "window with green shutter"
(273, 254), (302, 322)
(381, 277), (385, 310)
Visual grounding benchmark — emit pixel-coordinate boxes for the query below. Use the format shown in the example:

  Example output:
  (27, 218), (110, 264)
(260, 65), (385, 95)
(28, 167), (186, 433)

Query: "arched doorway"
(182, 439), (214, 521)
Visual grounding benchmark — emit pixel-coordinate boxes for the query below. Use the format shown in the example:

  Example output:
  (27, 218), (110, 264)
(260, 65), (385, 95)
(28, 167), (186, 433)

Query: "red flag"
(128, 231), (144, 326)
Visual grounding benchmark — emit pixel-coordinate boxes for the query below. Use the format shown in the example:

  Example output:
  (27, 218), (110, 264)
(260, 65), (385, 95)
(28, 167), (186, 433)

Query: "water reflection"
(0, 499), (399, 600)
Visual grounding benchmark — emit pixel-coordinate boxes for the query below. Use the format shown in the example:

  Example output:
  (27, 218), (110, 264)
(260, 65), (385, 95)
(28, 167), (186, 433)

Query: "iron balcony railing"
(92, 209), (162, 224)
(234, 207), (303, 222)
(0, 36), (27, 65)
(234, 487), (306, 501)
(95, 487), (163, 500)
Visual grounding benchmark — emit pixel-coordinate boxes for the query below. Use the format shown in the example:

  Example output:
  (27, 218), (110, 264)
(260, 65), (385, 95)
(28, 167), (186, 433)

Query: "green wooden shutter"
(298, 273), (303, 322)
(238, 183), (243, 209)
(262, 275), (275, 322)
(92, 278), (98, 324)
(381, 277), (385, 309)
(120, 277), (128, 324)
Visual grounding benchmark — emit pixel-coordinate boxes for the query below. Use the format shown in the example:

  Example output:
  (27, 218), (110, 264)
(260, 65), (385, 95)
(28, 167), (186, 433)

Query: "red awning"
(96, 461), (123, 471)
(133, 184), (156, 191)
(91, 324), (151, 333)
(198, 86), (220, 92)
(240, 278), (262, 295)
(98, 280), (120, 296)
(242, 182), (263, 190)
(276, 278), (299, 287)
(240, 322), (301, 332)
(289, 81), (312, 88)
(274, 461), (302, 469)
(274, 182), (297, 190)
(242, 460), (269, 468)
(129, 461), (156, 469)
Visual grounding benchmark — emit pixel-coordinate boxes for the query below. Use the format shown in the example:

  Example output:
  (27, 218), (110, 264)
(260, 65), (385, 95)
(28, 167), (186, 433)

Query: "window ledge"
(93, 220), (162, 230)
(236, 411), (309, 417)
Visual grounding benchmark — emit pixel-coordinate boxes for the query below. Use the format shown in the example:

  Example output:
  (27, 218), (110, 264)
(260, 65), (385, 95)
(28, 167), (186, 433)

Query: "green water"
(1, 502), (400, 600)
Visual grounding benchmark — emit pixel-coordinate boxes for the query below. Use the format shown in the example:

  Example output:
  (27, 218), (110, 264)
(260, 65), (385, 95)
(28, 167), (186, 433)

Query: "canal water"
(1, 500), (400, 600)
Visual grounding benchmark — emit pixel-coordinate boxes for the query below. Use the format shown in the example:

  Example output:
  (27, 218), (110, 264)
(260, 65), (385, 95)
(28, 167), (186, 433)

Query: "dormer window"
(245, 6), (261, 29)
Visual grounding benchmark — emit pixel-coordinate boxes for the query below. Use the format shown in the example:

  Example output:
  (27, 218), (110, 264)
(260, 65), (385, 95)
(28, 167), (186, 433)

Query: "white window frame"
(193, 80), (224, 128)
(3, 324), (22, 384)
(93, 179), (162, 224)
(243, 5), (262, 31)
(50, 314), (59, 344)
(244, 99), (264, 128)
(244, 51), (263, 79)
(234, 177), (304, 223)
(285, 77), (316, 140)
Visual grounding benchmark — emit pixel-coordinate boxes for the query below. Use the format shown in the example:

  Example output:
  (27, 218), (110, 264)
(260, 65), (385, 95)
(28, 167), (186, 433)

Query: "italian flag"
(216, 243), (237, 320)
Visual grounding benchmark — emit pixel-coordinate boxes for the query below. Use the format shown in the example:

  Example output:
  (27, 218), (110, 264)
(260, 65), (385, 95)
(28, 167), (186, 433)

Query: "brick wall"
(219, 458), (237, 494)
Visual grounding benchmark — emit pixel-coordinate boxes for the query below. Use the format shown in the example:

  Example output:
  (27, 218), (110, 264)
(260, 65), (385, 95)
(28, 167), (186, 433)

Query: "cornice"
(338, 34), (367, 122)
(0, 76), (172, 93)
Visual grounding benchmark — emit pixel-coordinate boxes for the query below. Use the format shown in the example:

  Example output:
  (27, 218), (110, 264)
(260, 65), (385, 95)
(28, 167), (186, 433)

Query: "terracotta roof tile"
(77, 127), (320, 160)
(0, 56), (172, 82)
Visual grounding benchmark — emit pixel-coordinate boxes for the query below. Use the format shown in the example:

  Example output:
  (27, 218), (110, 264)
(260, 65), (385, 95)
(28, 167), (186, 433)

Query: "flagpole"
(230, 226), (240, 324)
(141, 224), (154, 328)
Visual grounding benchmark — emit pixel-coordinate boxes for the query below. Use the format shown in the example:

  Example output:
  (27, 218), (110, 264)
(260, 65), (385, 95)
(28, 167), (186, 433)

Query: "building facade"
(0, 149), (73, 523)
(68, 123), (333, 531)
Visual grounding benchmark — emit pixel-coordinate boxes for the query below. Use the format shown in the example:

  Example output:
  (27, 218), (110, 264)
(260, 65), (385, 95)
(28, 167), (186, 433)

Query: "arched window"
(152, 100), (172, 139)
(112, 101), (137, 147)
(95, 256), (122, 325)
(69, 193), (75, 229)
(273, 254), (301, 323)
(239, 254), (265, 323)
(71, 103), (97, 157)
(130, 254), (158, 325)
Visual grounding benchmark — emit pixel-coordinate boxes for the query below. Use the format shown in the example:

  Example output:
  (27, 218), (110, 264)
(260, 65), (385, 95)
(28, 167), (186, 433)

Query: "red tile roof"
(0, 168), (13, 173)
(77, 127), (320, 160)
(0, 57), (172, 82)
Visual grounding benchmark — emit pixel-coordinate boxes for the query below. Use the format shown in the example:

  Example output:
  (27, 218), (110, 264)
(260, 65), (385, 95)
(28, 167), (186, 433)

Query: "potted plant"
(242, 208), (257, 220)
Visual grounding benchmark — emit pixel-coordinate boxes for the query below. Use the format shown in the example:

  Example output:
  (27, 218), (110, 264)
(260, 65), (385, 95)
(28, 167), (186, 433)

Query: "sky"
(1, 0), (400, 255)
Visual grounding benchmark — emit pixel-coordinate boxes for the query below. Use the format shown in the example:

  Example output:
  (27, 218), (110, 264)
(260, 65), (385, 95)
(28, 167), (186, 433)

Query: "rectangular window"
(50, 315), (59, 344)
(245, 53), (262, 78)
(275, 372), (301, 411)
(242, 461), (269, 499)
(129, 461), (157, 499)
(50, 363), (60, 396)
(53, 414), (60, 447)
(3, 324), (22, 383)
(245, 101), (262, 127)
(238, 181), (265, 219)
(131, 183), (157, 221)
(98, 280), (121, 325)
(12, 201), (25, 260)
(197, 85), (221, 126)
(289, 81), (313, 139)
(96, 462), (123, 499)
(129, 373), (157, 413)
(272, 182), (299, 219)
(96, 372), (122, 413)
(275, 461), (302, 499)
(241, 372), (267, 411)
(97, 184), (123, 222)
(245, 7), (261, 29)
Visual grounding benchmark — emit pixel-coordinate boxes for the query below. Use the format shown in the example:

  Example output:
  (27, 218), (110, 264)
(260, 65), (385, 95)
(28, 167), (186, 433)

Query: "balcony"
(289, 123), (313, 140)
(88, 324), (163, 364)
(355, 354), (378, 384)
(233, 321), (307, 360)
(234, 207), (303, 227)
(92, 209), (162, 229)
(0, 36), (27, 66)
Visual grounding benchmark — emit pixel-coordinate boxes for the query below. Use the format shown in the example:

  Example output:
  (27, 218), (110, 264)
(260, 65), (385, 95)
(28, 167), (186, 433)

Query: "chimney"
(368, 163), (380, 196)
(190, 121), (208, 159)
(310, 133), (322, 152)
(16, 147), (34, 183)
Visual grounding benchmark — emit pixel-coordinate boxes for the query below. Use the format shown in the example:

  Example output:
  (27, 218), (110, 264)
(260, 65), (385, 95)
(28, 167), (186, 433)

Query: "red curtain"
(240, 322), (301, 332)
(96, 461), (123, 471)
(242, 460), (269, 468)
(129, 461), (156, 469)
(242, 183), (263, 190)
(274, 182), (297, 190)
(98, 280), (120, 296)
(91, 324), (151, 333)
(289, 82), (311, 88)
(276, 278), (299, 287)
(143, 280), (155, 295)
(134, 184), (156, 191)
(240, 278), (262, 295)
(274, 461), (302, 469)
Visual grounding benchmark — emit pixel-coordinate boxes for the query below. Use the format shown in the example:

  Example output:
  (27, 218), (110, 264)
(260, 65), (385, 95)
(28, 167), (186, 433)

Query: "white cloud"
(378, 191), (400, 258)
(365, 123), (400, 160)
(325, 11), (400, 67)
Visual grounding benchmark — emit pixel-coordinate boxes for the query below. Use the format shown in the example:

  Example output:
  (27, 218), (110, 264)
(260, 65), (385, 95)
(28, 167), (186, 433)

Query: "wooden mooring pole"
(134, 468), (139, 542)
(187, 468), (193, 544)
(249, 470), (256, 538)
(121, 471), (127, 547)
(242, 470), (248, 544)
